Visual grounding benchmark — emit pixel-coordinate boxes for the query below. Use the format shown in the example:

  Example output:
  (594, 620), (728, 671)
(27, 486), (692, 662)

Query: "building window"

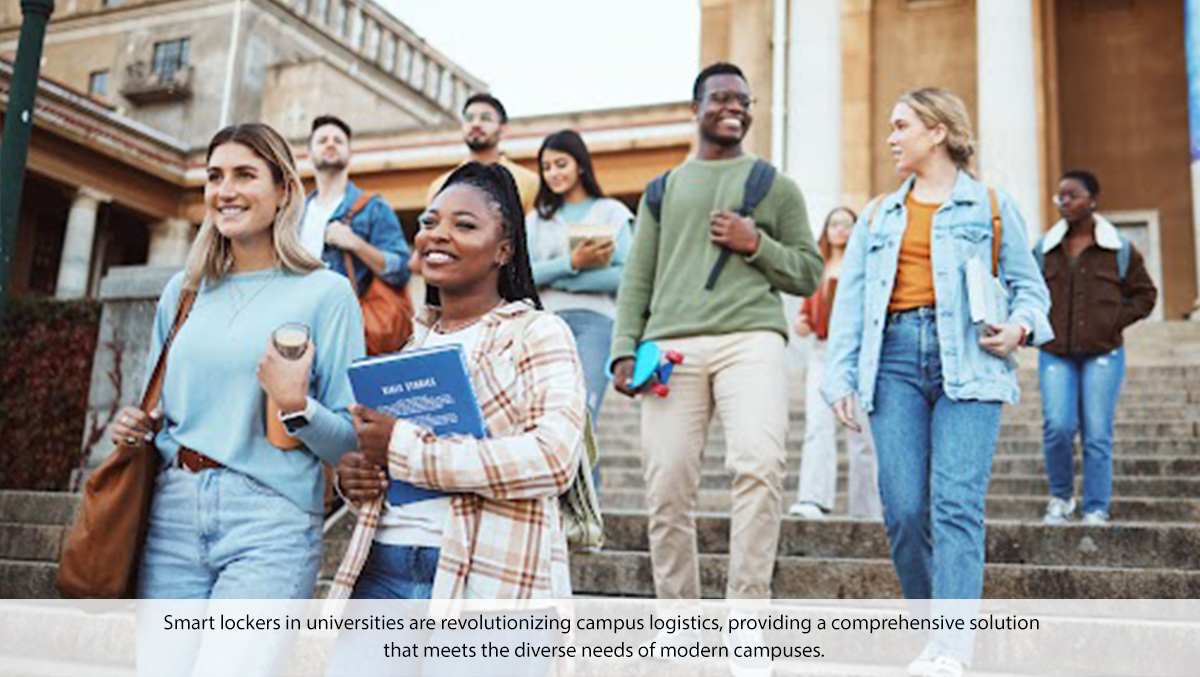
(293, 0), (308, 15)
(102, 0), (124, 6)
(88, 70), (109, 97)
(398, 41), (412, 79)
(314, 0), (329, 24)
(336, 1), (351, 37)
(152, 38), (190, 82)
(364, 19), (379, 59)
(350, 9), (364, 47)
(410, 52), (425, 90)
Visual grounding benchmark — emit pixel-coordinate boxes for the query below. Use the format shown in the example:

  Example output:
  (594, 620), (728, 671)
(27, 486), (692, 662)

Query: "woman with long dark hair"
(111, 123), (363, 675)
(325, 162), (586, 676)
(823, 89), (1051, 677)
(789, 206), (881, 522)
(527, 130), (633, 434)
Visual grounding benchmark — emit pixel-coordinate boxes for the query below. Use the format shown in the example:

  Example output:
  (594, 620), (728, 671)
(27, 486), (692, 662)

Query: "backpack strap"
(738, 159), (776, 216)
(644, 172), (671, 224)
(1117, 236), (1131, 281)
(987, 188), (1001, 277)
(704, 159), (777, 291)
(336, 193), (378, 294)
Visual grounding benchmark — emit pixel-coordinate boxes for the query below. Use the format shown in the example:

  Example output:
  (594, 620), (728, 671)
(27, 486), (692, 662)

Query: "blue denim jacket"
(821, 171), (1053, 413)
(307, 181), (411, 293)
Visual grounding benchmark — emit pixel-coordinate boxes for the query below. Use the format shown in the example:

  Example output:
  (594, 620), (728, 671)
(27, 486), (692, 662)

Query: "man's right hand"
(612, 357), (657, 398)
(794, 310), (813, 338)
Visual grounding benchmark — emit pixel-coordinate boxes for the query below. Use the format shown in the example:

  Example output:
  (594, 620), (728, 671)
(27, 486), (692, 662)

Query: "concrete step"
(595, 513), (1200, 569)
(570, 551), (1200, 599)
(594, 491), (1200, 522)
(0, 523), (65, 562)
(0, 561), (59, 599)
(595, 420), (1199, 442)
(596, 469), (1200, 498)
(0, 492), (79, 526)
(596, 439), (1200, 466)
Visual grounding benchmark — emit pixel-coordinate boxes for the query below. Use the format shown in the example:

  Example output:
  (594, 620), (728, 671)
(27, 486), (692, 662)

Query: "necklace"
(226, 270), (279, 326)
(433, 301), (504, 334)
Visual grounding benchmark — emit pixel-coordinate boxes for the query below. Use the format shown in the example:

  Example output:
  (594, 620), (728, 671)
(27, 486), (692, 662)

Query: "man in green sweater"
(611, 63), (822, 674)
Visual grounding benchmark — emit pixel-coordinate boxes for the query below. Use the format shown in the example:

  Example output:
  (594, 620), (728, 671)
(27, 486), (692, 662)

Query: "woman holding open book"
(821, 88), (1051, 677)
(108, 123), (363, 675)
(526, 130), (633, 436)
(326, 162), (585, 676)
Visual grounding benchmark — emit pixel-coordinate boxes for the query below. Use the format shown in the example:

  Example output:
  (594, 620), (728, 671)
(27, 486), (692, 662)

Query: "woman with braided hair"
(325, 162), (586, 676)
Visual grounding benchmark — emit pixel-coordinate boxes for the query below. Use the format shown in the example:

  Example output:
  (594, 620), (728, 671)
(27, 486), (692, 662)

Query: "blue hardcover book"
(347, 345), (486, 506)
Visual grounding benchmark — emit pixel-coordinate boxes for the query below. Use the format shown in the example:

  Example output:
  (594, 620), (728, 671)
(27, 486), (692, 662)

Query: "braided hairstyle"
(426, 161), (542, 310)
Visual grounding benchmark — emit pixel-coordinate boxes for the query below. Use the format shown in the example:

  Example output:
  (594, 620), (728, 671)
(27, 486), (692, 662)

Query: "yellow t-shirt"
(426, 155), (540, 216)
(888, 193), (940, 312)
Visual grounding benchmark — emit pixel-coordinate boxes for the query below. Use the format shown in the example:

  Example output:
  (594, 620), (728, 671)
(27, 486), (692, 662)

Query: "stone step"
(596, 438), (1200, 463)
(0, 492), (79, 526)
(595, 513), (1200, 569)
(0, 524), (65, 562)
(595, 491), (1200, 522)
(570, 551), (1200, 599)
(596, 470), (1200, 498)
(596, 421), (1199, 442)
(0, 561), (59, 599)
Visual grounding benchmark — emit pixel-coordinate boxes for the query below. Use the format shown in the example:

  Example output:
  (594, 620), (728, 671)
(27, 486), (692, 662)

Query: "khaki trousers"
(640, 331), (789, 600)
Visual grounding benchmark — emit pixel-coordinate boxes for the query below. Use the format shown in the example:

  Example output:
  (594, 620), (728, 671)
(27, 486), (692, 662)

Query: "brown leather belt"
(177, 446), (224, 472)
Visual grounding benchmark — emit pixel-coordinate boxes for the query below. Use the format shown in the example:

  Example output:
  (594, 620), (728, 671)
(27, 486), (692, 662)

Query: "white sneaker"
(924, 656), (964, 677)
(639, 626), (702, 660)
(907, 643), (935, 676)
(1043, 497), (1076, 525)
(1082, 511), (1109, 526)
(724, 612), (774, 677)
(788, 502), (828, 520)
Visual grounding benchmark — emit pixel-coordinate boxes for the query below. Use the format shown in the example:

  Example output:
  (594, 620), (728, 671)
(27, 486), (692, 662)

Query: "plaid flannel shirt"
(329, 301), (586, 602)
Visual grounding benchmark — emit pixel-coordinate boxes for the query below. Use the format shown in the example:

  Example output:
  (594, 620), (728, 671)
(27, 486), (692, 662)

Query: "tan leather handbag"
(340, 193), (413, 356)
(56, 290), (195, 598)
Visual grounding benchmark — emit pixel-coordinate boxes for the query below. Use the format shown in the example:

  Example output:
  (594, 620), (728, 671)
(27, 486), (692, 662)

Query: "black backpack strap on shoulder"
(644, 171), (671, 224)
(738, 159), (776, 216)
(705, 159), (777, 291)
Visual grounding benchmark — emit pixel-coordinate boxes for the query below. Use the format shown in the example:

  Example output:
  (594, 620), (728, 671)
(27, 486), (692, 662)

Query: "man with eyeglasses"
(611, 62), (823, 677)
(426, 93), (539, 215)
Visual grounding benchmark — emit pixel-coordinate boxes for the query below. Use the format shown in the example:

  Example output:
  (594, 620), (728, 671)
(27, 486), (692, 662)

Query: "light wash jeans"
(797, 338), (883, 519)
(326, 544), (440, 677)
(1038, 347), (1125, 516)
(869, 307), (1002, 666)
(558, 309), (613, 487)
(136, 465), (322, 677)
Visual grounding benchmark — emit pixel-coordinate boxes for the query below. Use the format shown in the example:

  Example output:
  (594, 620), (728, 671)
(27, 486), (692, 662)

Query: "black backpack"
(643, 158), (776, 291)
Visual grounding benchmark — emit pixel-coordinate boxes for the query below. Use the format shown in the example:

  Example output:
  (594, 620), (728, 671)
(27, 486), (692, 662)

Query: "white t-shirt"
(300, 193), (344, 260)
(374, 321), (486, 547)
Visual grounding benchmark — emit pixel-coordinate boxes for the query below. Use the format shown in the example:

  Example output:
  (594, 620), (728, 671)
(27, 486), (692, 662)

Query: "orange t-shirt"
(888, 194), (939, 312)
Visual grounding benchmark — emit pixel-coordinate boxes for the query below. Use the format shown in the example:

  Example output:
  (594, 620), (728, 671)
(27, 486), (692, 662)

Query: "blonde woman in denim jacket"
(821, 89), (1052, 677)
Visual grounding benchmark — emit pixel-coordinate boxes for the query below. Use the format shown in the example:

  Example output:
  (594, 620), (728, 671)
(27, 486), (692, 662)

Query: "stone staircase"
(1, 323), (1198, 675)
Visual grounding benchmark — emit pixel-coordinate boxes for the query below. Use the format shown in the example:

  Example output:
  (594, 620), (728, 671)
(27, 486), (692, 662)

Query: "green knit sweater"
(612, 154), (824, 361)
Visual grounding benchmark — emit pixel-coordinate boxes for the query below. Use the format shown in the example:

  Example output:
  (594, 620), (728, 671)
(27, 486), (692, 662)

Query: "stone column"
(1187, 0), (1200, 319)
(786, 0), (842, 228)
(55, 187), (110, 300)
(976, 0), (1042, 241)
(148, 217), (194, 267)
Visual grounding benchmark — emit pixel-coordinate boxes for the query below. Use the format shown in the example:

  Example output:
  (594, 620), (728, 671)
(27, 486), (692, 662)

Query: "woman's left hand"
(979, 323), (1025, 358)
(257, 339), (314, 413)
(351, 404), (398, 467)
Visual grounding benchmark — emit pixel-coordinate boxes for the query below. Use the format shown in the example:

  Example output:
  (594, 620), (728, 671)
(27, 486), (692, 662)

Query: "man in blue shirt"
(303, 115), (411, 294)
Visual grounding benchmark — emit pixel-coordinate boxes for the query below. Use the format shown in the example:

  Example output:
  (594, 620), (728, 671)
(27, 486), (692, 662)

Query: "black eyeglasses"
(704, 91), (754, 108)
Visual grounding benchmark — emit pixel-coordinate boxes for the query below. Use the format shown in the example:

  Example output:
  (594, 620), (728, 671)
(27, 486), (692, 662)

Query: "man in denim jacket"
(302, 115), (411, 293)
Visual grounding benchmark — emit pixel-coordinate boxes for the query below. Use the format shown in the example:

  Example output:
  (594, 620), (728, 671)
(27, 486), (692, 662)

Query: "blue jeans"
(1038, 348), (1125, 515)
(558, 309), (612, 486)
(138, 466), (322, 599)
(327, 544), (440, 677)
(136, 466), (321, 677)
(869, 308), (1001, 665)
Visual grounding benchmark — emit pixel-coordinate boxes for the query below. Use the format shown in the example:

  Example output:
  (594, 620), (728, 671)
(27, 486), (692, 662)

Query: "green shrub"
(0, 295), (101, 491)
